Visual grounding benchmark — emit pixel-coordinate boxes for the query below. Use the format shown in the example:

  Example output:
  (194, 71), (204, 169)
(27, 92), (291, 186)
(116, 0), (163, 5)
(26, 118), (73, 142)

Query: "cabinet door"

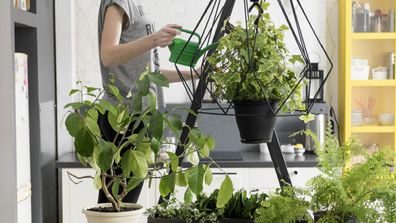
(249, 167), (320, 192)
(172, 168), (250, 201)
(61, 168), (97, 223)
(61, 168), (156, 223)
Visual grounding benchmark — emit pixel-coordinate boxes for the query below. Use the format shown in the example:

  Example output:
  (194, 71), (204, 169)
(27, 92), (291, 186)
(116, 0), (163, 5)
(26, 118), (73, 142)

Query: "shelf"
(12, 7), (37, 28)
(352, 33), (396, 40)
(351, 80), (396, 87)
(351, 126), (395, 133)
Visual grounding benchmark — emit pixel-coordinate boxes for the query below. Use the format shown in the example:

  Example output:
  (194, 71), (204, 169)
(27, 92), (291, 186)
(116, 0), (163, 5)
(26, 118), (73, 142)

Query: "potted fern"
(64, 68), (233, 223)
(306, 130), (396, 223)
(207, 2), (304, 143)
(254, 187), (312, 223)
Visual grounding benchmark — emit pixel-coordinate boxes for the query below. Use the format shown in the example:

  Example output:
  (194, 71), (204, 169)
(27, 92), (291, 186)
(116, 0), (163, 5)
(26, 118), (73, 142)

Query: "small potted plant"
(254, 186), (312, 223)
(207, 2), (304, 143)
(64, 68), (234, 223)
(147, 189), (267, 223)
(306, 129), (396, 223)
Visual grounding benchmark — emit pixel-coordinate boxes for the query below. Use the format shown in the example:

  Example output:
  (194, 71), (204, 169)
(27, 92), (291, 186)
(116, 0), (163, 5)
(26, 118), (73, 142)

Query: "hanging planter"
(204, 2), (305, 144)
(234, 101), (278, 143)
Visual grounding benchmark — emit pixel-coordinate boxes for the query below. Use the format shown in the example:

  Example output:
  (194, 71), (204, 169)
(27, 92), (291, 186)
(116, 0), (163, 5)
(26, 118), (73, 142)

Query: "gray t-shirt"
(98, 0), (163, 111)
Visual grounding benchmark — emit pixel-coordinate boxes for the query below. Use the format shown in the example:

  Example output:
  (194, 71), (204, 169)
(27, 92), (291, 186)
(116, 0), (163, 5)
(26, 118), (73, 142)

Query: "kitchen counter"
(56, 151), (318, 169)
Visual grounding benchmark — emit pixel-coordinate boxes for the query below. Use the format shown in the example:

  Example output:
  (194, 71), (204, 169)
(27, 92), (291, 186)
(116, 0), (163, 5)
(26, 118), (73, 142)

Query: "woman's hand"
(152, 24), (182, 48)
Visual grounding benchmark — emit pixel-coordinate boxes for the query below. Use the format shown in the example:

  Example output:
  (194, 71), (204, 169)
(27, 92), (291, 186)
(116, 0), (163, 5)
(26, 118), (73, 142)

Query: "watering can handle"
(177, 28), (202, 43)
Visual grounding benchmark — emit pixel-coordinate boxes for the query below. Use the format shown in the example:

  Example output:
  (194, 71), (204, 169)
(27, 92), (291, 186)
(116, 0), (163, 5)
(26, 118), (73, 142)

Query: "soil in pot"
(233, 101), (278, 144)
(88, 206), (139, 212)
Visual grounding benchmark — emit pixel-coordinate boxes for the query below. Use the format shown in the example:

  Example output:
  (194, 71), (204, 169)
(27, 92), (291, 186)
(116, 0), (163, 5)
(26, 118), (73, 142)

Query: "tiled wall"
(74, 0), (339, 111)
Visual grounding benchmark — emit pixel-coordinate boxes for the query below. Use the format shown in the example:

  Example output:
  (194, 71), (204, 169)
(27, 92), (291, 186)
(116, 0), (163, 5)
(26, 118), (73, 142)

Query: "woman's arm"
(160, 68), (202, 83)
(100, 5), (181, 67)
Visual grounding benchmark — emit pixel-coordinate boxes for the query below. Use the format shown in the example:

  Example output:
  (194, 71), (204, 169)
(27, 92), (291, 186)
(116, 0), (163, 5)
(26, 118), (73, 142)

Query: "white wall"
(73, 0), (339, 110)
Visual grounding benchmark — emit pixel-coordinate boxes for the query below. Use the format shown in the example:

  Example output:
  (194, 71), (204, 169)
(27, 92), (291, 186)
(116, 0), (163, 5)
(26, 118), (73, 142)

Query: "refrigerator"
(15, 53), (32, 223)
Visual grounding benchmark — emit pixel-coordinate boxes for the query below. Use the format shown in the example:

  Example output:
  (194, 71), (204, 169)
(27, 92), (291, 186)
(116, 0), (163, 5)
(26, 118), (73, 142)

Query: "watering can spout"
(198, 43), (219, 59)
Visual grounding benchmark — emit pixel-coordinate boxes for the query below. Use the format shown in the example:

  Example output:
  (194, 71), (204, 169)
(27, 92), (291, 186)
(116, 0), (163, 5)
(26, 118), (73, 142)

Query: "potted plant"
(64, 68), (234, 223)
(207, 2), (304, 143)
(254, 186), (312, 223)
(147, 189), (267, 223)
(306, 129), (396, 223)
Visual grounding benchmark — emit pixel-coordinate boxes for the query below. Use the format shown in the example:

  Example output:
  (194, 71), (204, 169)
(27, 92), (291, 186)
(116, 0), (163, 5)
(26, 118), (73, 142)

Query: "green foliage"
(307, 130), (396, 223)
(147, 189), (267, 222)
(207, 2), (304, 112)
(64, 67), (232, 211)
(254, 187), (312, 223)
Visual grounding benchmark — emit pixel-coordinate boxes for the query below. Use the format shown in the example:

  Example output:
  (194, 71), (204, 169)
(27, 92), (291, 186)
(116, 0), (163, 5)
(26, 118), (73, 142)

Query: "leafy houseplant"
(207, 2), (304, 143)
(147, 189), (267, 223)
(64, 68), (234, 223)
(254, 186), (312, 223)
(306, 129), (396, 223)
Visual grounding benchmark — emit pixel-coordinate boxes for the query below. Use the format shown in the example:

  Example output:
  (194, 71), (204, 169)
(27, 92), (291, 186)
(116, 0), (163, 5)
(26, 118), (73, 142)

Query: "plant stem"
(101, 173), (120, 212)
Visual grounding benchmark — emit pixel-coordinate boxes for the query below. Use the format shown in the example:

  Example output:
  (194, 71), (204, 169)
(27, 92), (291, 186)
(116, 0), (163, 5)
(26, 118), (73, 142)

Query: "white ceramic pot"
(83, 203), (144, 223)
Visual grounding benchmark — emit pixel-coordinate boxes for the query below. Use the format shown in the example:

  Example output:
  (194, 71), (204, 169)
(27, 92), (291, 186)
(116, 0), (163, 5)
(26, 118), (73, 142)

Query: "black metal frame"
(157, 0), (334, 203)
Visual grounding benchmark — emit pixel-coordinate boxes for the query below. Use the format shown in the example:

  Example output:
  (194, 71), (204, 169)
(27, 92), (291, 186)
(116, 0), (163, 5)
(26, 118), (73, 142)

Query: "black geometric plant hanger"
(162, 0), (333, 199)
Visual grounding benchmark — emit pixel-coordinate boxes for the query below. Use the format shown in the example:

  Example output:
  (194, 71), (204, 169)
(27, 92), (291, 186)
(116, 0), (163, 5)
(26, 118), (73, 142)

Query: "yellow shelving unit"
(339, 0), (396, 165)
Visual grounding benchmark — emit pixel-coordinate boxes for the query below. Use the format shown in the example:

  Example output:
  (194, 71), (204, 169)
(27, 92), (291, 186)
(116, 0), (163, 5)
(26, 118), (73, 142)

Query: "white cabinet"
(173, 168), (250, 201)
(60, 167), (319, 223)
(249, 167), (320, 193)
(60, 168), (156, 223)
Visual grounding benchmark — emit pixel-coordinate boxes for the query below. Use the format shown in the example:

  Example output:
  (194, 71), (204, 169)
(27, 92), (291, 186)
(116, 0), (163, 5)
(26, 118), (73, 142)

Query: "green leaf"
(84, 117), (101, 137)
(86, 109), (99, 121)
(299, 114), (316, 124)
(147, 91), (157, 110)
(187, 165), (205, 195)
(65, 113), (84, 137)
(94, 141), (114, 172)
(98, 99), (117, 115)
(108, 85), (123, 102)
(184, 187), (194, 203)
(176, 171), (187, 187)
(74, 127), (95, 157)
(111, 178), (120, 198)
(167, 152), (179, 172)
(84, 86), (99, 93)
(205, 166), (213, 185)
(121, 150), (148, 178)
(64, 102), (86, 109)
(132, 93), (143, 112)
(149, 111), (163, 140)
(138, 76), (150, 96)
(150, 138), (160, 155)
(148, 72), (170, 87)
(168, 114), (183, 130)
(126, 177), (144, 192)
(159, 173), (176, 197)
(216, 175), (234, 208)
(94, 103), (106, 115)
(94, 172), (102, 190)
(69, 89), (80, 96)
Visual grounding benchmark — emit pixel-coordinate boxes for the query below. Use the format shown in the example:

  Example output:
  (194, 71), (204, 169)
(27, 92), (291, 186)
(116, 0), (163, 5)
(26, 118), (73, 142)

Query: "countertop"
(56, 151), (318, 169)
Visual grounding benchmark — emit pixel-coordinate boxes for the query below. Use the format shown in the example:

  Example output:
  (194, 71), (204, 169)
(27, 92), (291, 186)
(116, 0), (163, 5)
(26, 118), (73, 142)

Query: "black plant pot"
(233, 101), (278, 144)
(148, 218), (253, 223)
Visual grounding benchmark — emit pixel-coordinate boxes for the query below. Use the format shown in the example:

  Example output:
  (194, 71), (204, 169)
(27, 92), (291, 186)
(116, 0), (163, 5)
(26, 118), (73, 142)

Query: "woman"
(98, 0), (194, 203)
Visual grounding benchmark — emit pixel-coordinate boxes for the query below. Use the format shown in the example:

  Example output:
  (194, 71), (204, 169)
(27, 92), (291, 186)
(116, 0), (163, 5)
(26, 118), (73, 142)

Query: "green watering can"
(169, 28), (219, 67)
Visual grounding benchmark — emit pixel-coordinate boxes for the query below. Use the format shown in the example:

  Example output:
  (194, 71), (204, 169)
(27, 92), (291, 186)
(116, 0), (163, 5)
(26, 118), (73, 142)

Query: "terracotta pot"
(82, 203), (144, 223)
